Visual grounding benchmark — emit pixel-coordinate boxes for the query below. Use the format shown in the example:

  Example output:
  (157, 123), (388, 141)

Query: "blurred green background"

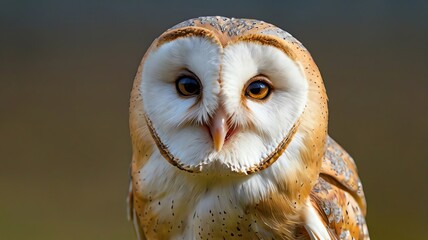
(1, 0), (427, 239)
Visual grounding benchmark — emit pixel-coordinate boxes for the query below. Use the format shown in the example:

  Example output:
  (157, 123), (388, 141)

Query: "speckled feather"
(311, 137), (369, 239)
(128, 16), (369, 240)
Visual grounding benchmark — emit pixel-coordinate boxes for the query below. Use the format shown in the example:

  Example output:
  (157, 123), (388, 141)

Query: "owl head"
(130, 17), (328, 183)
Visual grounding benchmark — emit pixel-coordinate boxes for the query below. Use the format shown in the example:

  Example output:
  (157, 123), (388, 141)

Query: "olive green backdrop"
(1, 1), (427, 239)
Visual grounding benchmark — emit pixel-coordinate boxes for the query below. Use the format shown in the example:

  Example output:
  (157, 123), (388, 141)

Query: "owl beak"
(209, 107), (228, 152)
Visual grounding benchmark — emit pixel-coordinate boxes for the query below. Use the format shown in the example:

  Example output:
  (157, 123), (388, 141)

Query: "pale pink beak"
(209, 107), (229, 152)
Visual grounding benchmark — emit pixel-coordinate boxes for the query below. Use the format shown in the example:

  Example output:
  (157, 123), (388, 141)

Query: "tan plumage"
(128, 16), (369, 239)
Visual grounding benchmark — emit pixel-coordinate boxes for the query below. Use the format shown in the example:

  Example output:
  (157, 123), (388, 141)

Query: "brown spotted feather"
(310, 137), (369, 239)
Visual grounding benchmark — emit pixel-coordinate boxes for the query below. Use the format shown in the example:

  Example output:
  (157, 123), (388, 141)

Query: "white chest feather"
(137, 151), (281, 239)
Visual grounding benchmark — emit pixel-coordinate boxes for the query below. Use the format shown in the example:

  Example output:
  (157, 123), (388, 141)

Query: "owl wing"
(127, 173), (147, 240)
(309, 136), (370, 240)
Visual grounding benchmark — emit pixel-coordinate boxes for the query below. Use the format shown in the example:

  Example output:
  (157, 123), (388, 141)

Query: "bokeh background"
(1, 1), (427, 239)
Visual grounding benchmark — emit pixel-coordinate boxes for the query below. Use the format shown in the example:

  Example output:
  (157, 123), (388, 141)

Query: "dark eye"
(245, 80), (271, 100)
(176, 76), (201, 97)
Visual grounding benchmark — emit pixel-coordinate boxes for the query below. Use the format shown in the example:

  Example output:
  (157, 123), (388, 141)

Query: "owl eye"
(245, 79), (272, 100)
(176, 76), (201, 97)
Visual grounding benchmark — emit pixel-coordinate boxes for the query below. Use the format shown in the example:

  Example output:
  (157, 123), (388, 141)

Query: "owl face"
(130, 17), (327, 175)
(137, 17), (321, 176)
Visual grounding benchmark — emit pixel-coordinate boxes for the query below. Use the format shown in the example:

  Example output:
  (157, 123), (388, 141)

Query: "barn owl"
(128, 16), (369, 240)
